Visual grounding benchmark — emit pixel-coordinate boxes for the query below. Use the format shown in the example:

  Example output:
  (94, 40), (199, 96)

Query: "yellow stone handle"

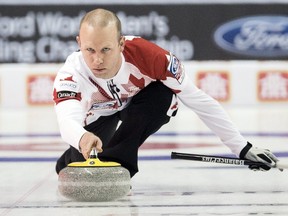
(67, 148), (121, 167)
(68, 158), (121, 167)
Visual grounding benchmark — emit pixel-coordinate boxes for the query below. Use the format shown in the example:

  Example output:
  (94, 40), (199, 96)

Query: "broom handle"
(171, 151), (265, 166)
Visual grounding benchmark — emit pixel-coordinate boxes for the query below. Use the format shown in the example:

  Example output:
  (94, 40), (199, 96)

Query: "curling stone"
(58, 149), (131, 202)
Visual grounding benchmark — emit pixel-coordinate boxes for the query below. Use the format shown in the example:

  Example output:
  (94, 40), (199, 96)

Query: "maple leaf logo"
(60, 76), (76, 83)
(129, 74), (145, 88)
(121, 74), (145, 94)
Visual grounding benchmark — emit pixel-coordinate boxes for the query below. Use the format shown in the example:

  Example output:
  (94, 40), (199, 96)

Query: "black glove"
(240, 142), (279, 171)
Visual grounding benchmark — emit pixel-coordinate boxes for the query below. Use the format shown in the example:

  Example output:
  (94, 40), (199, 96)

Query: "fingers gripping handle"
(239, 143), (282, 171)
(89, 148), (98, 159)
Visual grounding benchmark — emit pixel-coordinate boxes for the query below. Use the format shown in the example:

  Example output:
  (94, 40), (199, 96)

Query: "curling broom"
(171, 151), (288, 169)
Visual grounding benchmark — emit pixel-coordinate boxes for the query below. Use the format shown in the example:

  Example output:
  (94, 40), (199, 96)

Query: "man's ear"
(76, 36), (81, 47)
(119, 36), (125, 51)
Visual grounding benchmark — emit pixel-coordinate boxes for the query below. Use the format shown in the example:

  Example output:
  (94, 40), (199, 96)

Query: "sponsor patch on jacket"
(58, 81), (78, 91)
(58, 75), (79, 92)
(53, 89), (82, 104)
(57, 90), (79, 99)
(167, 54), (185, 84)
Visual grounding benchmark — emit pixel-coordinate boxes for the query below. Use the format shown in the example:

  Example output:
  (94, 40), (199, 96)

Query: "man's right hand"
(239, 142), (279, 171)
(79, 132), (103, 160)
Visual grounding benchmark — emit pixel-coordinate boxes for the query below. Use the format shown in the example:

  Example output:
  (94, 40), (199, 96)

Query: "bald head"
(80, 8), (122, 40)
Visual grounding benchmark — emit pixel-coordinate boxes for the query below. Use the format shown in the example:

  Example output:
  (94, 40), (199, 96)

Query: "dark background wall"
(0, 3), (288, 63)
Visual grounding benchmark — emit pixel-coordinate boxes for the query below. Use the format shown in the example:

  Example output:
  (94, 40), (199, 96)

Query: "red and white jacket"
(53, 36), (246, 155)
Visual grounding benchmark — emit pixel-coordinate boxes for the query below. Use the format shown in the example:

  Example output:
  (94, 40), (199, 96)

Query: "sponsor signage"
(257, 71), (288, 102)
(1, 4), (288, 62)
(0, 3), (288, 63)
(196, 71), (230, 102)
(214, 16), (288, 58)
(1, 62), (287, 108)
(0, 5), (194, 63)
(27, 74), (56, 105)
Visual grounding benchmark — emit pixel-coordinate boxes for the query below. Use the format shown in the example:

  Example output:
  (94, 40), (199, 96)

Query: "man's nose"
(93, 53), (104, 65)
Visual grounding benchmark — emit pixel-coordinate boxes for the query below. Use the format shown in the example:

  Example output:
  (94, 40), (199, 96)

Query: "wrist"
(239, 142), (252, 159)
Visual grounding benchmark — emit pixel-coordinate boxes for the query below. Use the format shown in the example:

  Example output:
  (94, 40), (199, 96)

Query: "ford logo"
(214, 16), (288, 57)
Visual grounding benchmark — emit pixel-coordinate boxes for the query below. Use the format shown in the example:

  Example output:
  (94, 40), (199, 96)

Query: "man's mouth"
(93, 68), (105, 73)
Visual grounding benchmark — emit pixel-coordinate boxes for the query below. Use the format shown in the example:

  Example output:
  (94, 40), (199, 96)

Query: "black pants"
(55, 81), (176, 177)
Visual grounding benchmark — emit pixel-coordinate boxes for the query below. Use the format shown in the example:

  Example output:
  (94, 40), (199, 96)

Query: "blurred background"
(0, 0), (287, 158)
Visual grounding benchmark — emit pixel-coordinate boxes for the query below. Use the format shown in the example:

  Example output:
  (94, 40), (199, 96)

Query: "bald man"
(53, 8), (279, 177)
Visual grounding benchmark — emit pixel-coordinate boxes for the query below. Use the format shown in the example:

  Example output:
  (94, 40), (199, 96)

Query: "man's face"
(77, 23), (124, 79)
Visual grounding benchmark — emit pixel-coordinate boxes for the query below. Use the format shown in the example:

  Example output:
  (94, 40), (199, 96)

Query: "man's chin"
(92, 69), (108, 78)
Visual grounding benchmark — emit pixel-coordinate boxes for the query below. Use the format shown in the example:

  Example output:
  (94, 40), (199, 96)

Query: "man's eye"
(87, 48), (94, 53)
(102, 48), (110, 52)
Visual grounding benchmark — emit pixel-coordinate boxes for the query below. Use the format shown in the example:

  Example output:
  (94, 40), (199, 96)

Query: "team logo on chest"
(91, 101), (117, 110)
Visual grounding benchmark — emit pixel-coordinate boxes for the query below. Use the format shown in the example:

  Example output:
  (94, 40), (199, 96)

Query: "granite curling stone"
(58, 155), (131, 202)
